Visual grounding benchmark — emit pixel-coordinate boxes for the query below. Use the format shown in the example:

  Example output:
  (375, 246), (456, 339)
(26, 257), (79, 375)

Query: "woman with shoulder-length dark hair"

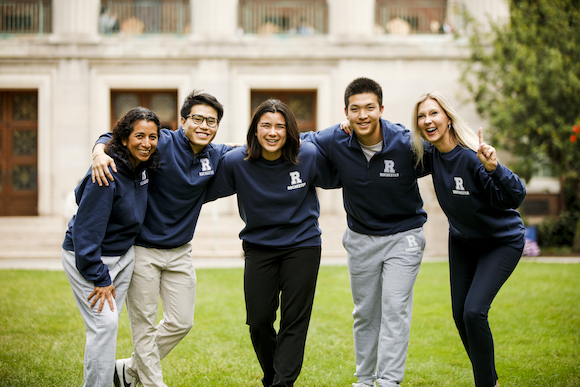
(205, 99), (340, 387)
(62, 107), (160, 387)
(244, 99), (301, 163)
(411, 91), (526, 387)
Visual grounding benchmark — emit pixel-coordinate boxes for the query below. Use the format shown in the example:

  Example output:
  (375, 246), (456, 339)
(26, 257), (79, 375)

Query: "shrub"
(536, 211), (580, 248)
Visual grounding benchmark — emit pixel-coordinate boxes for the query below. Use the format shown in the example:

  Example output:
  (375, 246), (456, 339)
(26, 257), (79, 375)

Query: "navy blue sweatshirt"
(97, 129), (231, 248)
(204, 142), (341, 248)
(63, 157), (150, 287)
(301, 118), (430, 236)
(428, 145), (526, 242)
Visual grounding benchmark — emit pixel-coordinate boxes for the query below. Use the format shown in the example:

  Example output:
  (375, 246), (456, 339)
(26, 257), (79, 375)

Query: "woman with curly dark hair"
(62, 107), (160, 387)
(103, 107), (161, 170)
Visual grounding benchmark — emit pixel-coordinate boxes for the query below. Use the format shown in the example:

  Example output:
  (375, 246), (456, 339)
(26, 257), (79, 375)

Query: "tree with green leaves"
(461, 0), (580, 251)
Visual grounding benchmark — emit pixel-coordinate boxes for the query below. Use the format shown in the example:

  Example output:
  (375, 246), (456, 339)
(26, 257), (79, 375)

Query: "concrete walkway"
(1, 255), (578, 271)
(1, 212), (578, 271)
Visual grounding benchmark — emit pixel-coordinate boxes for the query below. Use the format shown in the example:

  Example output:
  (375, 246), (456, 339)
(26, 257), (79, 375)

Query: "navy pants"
(448, 234), (524, 387)
(243, 242), (321, 387)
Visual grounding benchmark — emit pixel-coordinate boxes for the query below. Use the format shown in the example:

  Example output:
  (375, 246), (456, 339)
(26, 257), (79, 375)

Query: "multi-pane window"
(111, 90), (178, 131)
(239, 0), (328, 35)
(251, 90), (317, 133)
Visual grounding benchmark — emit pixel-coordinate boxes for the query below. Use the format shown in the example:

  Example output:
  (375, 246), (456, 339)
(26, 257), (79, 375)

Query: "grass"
(0, 261), (579, 386)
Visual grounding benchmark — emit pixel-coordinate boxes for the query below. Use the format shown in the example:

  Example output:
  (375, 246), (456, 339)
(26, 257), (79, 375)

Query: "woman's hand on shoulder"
(340, 120), (352, 135)
(477, 128), (498, 172)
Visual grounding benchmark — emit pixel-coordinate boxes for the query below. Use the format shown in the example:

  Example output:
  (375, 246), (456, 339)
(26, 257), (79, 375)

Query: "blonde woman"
(411, 91), (525, 387)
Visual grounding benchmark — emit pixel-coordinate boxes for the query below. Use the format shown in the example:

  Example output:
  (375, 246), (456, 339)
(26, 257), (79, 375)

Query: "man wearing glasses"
(91, 90), (230, 387)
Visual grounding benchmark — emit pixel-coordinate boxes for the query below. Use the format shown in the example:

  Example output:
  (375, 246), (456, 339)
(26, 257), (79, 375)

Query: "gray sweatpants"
(343, 227), (425, 387)
(62, 247), (135, 387)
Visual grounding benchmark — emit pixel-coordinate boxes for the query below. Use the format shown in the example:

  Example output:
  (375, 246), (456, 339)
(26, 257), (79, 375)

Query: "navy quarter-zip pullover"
(96, 128), (231, 248)
(204, 142), (341, 248)
(302, 118), (430, 236)
(428, 145), (525, 242)
(63, 158), (150, 287)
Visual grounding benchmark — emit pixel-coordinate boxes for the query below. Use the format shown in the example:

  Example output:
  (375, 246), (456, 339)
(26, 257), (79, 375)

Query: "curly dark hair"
(105, 107), (161, 170)
(245, 99), (300, 164)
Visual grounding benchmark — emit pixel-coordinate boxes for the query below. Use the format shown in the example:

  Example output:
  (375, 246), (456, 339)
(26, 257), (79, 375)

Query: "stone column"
(53, 59), (93, 216)
(190, 0), (239, 39)
(51, 0), (100, 41)
(461, 0), (509, 30)
(327, 0), (375, 39)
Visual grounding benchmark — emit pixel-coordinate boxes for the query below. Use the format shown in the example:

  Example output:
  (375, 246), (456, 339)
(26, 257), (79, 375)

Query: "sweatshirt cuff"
(489, 162), (506, 179)
(94, 274), (112, 288)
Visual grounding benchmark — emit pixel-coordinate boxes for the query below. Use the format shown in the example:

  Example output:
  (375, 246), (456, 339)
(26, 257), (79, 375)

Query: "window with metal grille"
(0, 0), (52, 35)
(375, 0), (449, 35)
(99, 0), (190, 35)
(239, 0), (328, 35)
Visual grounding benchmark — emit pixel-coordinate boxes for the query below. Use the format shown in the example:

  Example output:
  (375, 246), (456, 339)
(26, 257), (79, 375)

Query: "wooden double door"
(0, 91), (38, 216)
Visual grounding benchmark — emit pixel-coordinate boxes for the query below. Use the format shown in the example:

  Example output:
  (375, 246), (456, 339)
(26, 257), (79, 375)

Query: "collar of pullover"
(347, 118), (391, 150)
(178, 127), (212, 158)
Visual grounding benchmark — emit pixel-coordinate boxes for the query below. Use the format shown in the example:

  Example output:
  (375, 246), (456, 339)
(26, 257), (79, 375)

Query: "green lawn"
(1, 261), (579, 386)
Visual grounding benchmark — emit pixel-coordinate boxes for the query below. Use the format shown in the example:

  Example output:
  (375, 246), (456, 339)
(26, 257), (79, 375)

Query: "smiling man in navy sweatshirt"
(302, 77), (431, 387)
(91, 90), (231, 387)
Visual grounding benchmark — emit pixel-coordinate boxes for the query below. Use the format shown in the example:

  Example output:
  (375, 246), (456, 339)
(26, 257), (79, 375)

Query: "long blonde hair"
(411, 91), (479, 167)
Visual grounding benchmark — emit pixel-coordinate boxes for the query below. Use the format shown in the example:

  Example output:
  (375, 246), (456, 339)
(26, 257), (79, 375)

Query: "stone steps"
(0, 210), (349, 260)
(0, 216), (66, 259)
(0, 188), (448, 260)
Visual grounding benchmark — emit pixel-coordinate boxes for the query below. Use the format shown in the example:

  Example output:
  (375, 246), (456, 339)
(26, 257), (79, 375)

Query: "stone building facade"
(1, 0), (526, 257)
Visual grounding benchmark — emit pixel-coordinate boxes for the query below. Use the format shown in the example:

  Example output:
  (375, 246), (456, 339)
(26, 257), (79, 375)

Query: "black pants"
(449, 234), (524, 387)
(243, 242), (321, 387)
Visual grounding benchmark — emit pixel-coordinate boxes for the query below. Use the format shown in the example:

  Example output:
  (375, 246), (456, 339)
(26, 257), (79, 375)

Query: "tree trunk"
(573, 219), (580, 253)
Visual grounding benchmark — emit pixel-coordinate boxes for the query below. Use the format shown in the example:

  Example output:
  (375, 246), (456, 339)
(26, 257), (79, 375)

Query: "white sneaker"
(352, 383), (375, 387)
(113, 359), (137, 387)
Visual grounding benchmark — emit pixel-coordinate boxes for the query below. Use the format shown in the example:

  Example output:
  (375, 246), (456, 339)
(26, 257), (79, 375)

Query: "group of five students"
(63, 77), (525, 387)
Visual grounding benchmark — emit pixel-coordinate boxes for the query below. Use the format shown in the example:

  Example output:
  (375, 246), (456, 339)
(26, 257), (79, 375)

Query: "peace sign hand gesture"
(477, 128), (498, 172)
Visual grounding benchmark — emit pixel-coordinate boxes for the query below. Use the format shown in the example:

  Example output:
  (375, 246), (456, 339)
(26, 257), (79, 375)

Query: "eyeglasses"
(187, 114), (218, 128)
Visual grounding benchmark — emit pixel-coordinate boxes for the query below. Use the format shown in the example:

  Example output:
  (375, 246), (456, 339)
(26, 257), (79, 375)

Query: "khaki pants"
(124, 244), (197, 387)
